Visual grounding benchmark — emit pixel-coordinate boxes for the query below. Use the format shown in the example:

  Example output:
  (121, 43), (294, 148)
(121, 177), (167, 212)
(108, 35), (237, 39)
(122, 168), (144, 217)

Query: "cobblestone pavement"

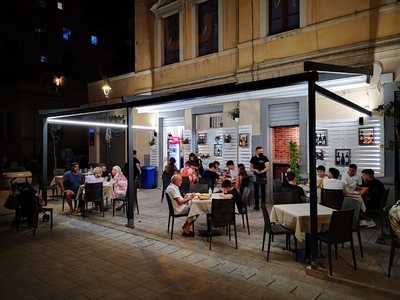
(0, 189), (399, 299)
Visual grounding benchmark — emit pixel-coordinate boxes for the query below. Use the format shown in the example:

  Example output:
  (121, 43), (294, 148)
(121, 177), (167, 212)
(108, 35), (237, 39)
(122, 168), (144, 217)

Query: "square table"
(270, 203), (335, 242)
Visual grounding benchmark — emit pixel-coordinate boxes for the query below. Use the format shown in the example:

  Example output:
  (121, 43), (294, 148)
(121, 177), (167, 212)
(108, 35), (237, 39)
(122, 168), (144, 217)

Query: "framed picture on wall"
(316, 149), (325, 161)
(214, 144), (223, 157)
(315, 129), (328, 146)
(335, 149), (351, 166)
(239, 133), (249, 147)
(215, 135), (223, 145)
(197, 133), (207, 145)
(359, 127), (375, 145)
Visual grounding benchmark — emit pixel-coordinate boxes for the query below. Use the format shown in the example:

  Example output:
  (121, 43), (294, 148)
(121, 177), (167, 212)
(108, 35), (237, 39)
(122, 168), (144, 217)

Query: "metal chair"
(83, 182), (104, 217)
(317, 209), (356, 276)
(341, 198), (363, 258)
(207, 198), (237, 250)
(273, 187), (305, 205)
(165, 193), (192, 240)
(261, 205), (297, 261)
(321, 189), (344, 210)
(387, 206), (400, 277)
(237, 186), (250, 235)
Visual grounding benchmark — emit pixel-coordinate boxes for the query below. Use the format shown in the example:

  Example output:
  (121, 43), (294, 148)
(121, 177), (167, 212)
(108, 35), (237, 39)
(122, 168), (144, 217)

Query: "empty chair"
(317, 209), (356, 276)
(261, 205), (297, 261)
(341, 198), (363, 257)
(165, 193), (192, 240)
(207, 198), (237, 250)
(83, 182), (104, 217)
(321, 189), (344, 210)
(190, 183), (209, 193)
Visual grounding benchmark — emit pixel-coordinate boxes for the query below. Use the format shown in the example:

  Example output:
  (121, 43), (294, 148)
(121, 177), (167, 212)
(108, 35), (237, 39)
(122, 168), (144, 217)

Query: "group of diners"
(314, 164), (385, 228)
(164, 147), (270, 236)
(62, 150), (142, 215)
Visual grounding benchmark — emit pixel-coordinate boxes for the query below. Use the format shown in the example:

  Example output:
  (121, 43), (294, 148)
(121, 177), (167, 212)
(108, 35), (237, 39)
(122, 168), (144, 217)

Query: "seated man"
(282, 172), (305, 202)
(316, 165), (327, 188)
(166, 174), (195, 237)
(357, 169), (385, 227)
(323, 168), (344, 190)
(213, 161), (223, 176)
(202, 162), (220, 191)
(63, 162), (83, 213)
(342, 164), (361, 193)
(221, 179), (242, 213)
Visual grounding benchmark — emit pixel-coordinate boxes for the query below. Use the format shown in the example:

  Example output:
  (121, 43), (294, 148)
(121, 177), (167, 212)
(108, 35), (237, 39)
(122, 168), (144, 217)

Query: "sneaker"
(366, 220), (377, 229)
(360, 220), (369, 227)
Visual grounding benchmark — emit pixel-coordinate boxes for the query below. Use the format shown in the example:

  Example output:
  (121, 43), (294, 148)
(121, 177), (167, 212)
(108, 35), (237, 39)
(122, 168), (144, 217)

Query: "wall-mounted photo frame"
(316, 149), (325, 161)
(197, 133), (207, 145)
(214, 135), (223, 145)
(224, 134), (232, 143)
(214, 144), (223, 157)
(359, 127), (375, 145)
(335, 149), (351, 166)
(316, 129), (328, 146)
(239, 133), (249, 148)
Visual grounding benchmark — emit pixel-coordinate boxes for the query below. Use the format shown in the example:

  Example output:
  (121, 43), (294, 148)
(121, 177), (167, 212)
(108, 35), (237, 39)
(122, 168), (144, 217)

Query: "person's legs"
(254, 183), (260, 209)
(261, 183), (266, 205)
(65, 190), (75, 212)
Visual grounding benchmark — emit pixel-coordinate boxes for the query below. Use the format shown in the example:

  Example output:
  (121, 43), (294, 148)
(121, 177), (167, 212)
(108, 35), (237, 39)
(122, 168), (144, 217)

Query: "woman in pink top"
(180, 161), (197, 184)
(111, 166), (128, 199)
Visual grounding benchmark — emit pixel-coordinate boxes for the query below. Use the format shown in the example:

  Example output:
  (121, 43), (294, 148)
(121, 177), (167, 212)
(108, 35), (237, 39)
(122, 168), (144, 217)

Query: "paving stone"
(212, 261), (240, 274)
(183, 253), (207, 264)
(132, 238), (157, 248)
(231, 265), (258, 280)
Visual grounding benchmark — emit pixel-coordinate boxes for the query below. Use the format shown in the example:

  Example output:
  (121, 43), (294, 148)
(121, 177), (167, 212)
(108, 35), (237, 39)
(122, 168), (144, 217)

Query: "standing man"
(250, 146), (270, 210)
(124, 150), (141, 185)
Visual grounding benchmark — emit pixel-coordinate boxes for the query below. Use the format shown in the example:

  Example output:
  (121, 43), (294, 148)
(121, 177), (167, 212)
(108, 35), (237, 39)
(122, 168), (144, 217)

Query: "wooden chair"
(165, 193), (192, 240)
(261, 205), (297, 261)
(207, 198), (237, 250)
(321, 189), (344, 210)
(317, 209), (356, 276)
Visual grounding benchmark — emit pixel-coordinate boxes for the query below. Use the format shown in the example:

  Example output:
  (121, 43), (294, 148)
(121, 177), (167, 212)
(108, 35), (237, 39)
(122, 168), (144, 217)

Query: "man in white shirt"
(166, 174), (195, 236)
(323, 167), (344, 190)
(341, 164), (361, 192)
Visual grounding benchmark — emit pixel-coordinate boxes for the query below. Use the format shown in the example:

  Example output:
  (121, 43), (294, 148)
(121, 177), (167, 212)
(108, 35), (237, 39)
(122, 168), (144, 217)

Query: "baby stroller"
(6, 179), (53, 235)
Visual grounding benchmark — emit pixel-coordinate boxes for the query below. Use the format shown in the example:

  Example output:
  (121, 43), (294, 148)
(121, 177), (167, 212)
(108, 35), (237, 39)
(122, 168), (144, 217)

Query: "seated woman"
(180, 161), (197, 185)
(85, 167), (103, 183)
(236, 164), (250, 195)
(323, 168), (344, 190)
(221, 179), (243, 213)
(166, 174), (195, 236)
(282, 172), (305, 202)
(111, 166), (128, 210)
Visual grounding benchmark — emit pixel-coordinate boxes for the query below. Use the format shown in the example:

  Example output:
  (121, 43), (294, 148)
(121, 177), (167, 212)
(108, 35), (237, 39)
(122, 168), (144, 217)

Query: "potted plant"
(288, 141), (300, 182)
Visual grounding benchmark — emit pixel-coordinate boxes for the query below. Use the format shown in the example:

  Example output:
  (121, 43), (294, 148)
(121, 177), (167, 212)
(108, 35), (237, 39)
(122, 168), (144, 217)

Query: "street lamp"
(102, 82), (112, 98)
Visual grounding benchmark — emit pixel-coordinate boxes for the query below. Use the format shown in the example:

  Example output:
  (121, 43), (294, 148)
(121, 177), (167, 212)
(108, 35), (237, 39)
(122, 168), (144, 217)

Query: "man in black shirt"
(358, 168), (385, 228)
(124, 150), (141, 182)
(202, 163), (219, 191)
(250, 146), (270, 210)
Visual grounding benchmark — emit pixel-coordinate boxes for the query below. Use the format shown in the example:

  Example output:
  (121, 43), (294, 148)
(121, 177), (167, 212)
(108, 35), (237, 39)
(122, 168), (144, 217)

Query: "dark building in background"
(0, 0), (134, 172)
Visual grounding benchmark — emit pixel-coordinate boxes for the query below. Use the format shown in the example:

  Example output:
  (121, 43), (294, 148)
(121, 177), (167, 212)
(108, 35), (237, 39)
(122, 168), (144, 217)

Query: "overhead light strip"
(47, 118), (157, 130)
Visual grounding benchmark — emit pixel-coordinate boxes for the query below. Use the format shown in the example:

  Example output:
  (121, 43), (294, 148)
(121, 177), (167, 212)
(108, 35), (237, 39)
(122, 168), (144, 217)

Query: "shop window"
(269, 0), (299, 35)
(62, 27), (71, 41)
(38, 0), (47, 8)
(57, 1), (64, 10)
(163, 13), (180, 65)
(198, 0), (219, 56)
(90, 35), (98, 46)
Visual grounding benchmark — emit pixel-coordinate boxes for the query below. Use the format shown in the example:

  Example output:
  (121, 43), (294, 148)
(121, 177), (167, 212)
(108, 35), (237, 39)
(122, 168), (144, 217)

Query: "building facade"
(87, 0), (400, 198)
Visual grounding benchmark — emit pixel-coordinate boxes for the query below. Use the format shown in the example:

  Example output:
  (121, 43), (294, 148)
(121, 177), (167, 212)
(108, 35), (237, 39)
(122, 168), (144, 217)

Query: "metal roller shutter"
(162, 117), (185, 127)
(269, 102), (300, 127)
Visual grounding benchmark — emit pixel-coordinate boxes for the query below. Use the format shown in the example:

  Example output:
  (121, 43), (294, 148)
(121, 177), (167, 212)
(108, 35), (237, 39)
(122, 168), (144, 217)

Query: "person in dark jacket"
(221, 179), (243, 214)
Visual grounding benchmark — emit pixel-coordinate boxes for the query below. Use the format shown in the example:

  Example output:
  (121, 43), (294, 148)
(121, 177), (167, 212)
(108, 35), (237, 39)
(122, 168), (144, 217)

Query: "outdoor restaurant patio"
(22, 63), (398, 296)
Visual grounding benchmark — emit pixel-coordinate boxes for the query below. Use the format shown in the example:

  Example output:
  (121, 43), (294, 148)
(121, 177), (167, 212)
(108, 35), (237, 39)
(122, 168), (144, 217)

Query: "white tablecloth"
(271, 203), (335, 242)
(188, 193), (233, 218)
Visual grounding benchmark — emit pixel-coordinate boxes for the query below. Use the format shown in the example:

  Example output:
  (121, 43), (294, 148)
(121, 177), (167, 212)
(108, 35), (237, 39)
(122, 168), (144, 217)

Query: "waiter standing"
(250, 146), (270, 210)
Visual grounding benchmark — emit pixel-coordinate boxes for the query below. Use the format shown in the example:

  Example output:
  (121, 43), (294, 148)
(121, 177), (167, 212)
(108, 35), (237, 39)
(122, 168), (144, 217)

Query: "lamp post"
(102, 82), (112, 98)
